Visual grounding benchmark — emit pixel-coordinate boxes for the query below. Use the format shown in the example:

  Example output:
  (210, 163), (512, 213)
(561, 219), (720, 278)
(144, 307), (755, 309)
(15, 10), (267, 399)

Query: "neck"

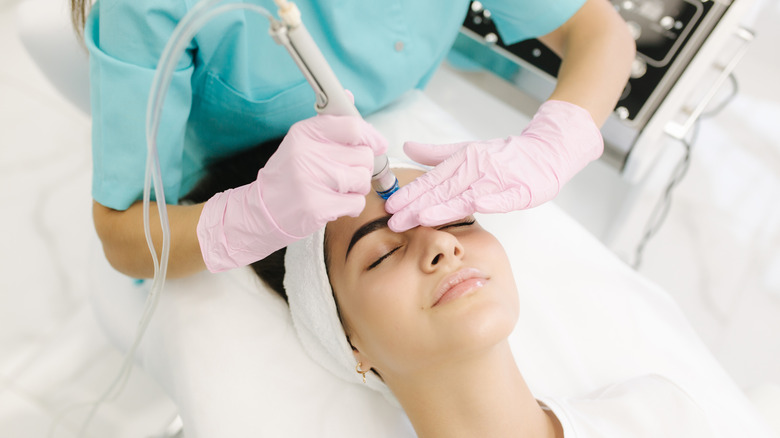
(387, 341), (561, 438)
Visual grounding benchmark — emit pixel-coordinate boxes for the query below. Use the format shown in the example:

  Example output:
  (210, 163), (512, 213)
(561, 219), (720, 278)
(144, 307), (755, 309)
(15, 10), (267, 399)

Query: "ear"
(346, 331), (372, 367)
(351, 345), (376, 374)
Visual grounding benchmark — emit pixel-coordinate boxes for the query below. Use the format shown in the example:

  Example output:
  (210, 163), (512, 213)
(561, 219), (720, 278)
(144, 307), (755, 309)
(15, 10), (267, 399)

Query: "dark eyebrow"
(345, 215), (392, 262)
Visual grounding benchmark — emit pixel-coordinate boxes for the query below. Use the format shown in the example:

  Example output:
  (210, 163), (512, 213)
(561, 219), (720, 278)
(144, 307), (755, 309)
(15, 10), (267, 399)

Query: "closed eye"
(437, 218), (476, 230)
(368, 246), (401, 271)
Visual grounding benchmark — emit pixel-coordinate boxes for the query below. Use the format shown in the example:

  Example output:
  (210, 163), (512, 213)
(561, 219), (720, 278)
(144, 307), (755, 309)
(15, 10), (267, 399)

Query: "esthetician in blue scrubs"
(70, 0), (634, 279)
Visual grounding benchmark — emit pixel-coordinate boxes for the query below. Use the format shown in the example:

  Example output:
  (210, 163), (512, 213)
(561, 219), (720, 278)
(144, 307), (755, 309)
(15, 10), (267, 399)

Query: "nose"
(414, 228), (464, 273)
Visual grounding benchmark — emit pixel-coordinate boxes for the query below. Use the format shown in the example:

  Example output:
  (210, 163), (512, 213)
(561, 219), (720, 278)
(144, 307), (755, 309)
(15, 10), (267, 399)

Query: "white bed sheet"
(89, 91), (774, 437)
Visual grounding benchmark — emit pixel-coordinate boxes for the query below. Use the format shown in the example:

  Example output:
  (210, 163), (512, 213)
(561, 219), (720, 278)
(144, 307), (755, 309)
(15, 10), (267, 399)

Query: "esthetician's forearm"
(539, 0), (636, 126)
(93, 200), (207, 279)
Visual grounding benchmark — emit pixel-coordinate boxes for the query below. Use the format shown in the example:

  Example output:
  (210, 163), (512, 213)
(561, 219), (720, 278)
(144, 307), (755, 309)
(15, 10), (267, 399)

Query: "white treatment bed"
(87, 92), (776, 437)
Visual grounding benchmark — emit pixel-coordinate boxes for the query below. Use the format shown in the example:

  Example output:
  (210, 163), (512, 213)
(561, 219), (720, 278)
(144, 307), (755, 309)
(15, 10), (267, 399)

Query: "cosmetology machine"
(455, 0), (756, 183)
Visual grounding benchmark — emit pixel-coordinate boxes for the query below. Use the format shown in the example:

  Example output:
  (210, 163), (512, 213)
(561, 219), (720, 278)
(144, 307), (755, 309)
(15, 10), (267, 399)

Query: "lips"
(432, 268), (489, 307)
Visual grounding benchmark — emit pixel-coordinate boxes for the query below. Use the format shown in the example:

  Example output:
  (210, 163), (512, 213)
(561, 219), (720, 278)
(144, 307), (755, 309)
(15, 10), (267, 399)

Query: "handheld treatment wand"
(270, 0), (400, 199)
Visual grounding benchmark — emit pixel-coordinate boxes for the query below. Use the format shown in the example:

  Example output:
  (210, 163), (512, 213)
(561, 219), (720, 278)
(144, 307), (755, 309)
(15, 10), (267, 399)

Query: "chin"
(439, 284), (519, 352)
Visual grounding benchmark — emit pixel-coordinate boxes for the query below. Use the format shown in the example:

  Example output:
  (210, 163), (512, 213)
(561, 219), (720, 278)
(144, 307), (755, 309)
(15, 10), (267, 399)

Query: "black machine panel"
(462, 0), (725, 123)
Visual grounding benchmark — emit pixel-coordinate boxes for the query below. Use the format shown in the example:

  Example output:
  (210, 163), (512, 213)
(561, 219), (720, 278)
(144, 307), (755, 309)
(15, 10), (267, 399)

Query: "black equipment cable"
(632, 73), (739, 269)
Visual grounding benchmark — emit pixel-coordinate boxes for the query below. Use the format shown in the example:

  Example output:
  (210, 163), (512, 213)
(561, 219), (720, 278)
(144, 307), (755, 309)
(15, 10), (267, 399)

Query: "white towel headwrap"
(284, 161), (424, 407)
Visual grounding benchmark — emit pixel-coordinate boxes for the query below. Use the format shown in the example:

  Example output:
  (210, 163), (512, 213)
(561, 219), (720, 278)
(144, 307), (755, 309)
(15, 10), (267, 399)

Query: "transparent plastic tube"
(47, 2), (277, 437)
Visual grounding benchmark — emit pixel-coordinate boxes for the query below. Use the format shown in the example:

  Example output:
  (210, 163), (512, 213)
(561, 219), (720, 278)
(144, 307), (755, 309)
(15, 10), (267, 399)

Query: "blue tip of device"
(376, 178), (400, 200)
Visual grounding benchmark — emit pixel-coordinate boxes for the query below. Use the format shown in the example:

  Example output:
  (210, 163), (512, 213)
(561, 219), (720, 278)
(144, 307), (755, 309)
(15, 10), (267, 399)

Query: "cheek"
(339, 265), (429, 370)
(461, 233), (520, 327)
(469, 233), (515, 287)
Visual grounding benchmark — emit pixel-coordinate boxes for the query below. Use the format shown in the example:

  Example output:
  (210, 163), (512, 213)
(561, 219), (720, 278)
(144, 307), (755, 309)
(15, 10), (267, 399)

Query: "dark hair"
(182, 138), (288, 302)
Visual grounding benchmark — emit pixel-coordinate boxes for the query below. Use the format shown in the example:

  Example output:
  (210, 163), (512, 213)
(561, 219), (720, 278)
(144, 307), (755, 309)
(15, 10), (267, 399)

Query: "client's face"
(325, 168), (519, 380)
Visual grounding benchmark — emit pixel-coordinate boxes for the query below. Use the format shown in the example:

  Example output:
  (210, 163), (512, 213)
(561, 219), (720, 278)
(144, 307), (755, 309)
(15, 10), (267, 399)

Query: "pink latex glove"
(197, 114), (387, 272)
(385, 100), (603, 232)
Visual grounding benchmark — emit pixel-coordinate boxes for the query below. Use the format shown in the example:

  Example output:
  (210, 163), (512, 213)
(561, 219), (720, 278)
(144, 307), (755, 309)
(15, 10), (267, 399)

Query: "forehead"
(326, 168), (424, 258)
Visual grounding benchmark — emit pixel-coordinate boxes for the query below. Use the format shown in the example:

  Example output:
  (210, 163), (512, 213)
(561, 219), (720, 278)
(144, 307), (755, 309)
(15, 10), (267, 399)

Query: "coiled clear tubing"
(49, 1), (281, 436)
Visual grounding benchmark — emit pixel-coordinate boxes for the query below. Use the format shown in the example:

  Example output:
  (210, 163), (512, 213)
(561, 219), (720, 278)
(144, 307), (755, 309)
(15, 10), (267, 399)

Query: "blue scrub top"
(86, 0), (586, 211)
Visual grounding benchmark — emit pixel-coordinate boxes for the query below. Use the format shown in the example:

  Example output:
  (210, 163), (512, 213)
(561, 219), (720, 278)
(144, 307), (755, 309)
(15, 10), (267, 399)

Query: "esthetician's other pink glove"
(198, 114), (387, 272)
(385, 100), (603, 232)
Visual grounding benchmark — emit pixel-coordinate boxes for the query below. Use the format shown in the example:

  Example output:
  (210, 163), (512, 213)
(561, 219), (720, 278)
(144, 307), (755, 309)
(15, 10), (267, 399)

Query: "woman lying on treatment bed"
(283, 167), (719, 438)
(182, 143), (772, 437)
(290, 167), (560, 437)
